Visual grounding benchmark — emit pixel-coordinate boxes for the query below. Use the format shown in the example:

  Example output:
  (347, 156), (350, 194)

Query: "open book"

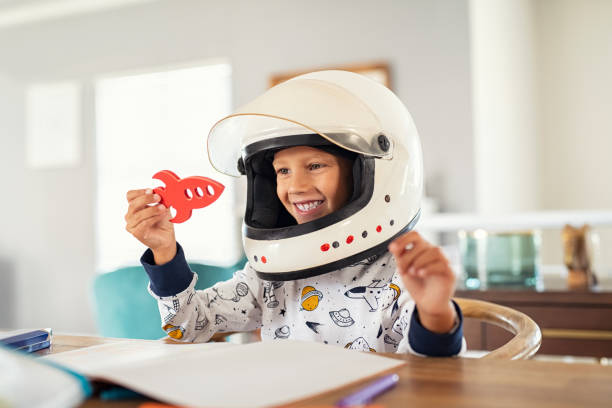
(43, 339), (405, 408)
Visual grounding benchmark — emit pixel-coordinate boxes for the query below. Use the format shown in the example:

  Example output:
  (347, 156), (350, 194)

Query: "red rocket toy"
(152, 170), (224, 223)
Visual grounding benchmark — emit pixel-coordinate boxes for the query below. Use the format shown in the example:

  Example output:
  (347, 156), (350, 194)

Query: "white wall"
(537, 0), (612, 211)
(469, 0), (612, 214)
(0, 0), (474, 333)
(0, 72), (21, 329)
(0, 72), (97, 332)
(469, 0), (539, 214)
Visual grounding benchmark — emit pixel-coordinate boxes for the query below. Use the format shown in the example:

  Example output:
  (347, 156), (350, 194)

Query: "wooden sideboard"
(456, 287), (612, 357)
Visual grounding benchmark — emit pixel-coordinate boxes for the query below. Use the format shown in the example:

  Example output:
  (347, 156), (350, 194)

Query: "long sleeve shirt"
(142, 243), (464, 356)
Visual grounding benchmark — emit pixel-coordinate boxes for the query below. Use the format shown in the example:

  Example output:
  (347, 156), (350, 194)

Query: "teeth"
(296, 200), (323, 211)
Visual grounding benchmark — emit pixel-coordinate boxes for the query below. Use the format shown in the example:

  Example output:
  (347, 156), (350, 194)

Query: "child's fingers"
(126, 188), (151, 202)
(126, 203), (164, 229)
(393, 240), (430, 274)
(125, 190), (161, 219)
(128, 189), (160, 208)
(131, 210), (168, 236)
(388, 230), (422, 255)
(126, 204), (167, 231)
(406, 260), (453, 279)
(410, 246), (448, 271)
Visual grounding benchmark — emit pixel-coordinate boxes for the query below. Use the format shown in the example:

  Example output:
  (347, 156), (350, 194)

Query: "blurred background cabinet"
(457, 288), (612, 358)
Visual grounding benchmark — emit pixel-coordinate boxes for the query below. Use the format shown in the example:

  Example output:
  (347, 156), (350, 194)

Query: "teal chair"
(91, 258), (247, 340)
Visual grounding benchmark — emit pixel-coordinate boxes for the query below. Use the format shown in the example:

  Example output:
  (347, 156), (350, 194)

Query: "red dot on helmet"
(376, 225), (382, 232)
(261, 256), (267, 263)
(346, 235), (354, 244)
(321, 243), (330, 251)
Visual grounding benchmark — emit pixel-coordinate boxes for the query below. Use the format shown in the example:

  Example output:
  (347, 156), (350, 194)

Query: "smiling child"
(125, 70), (464, 355)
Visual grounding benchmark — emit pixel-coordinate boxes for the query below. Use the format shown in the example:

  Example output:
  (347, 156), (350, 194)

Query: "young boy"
(125, 70), (464, 356)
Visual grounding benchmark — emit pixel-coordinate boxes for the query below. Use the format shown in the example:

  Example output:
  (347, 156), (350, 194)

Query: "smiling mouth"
(294, 200), (324, 213)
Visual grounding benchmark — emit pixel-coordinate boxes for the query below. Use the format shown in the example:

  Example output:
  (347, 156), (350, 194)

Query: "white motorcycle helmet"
(207, 70), (423, 281)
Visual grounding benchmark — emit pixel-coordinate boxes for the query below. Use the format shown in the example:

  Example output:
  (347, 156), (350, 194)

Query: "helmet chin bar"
(253, 209), (420, 281)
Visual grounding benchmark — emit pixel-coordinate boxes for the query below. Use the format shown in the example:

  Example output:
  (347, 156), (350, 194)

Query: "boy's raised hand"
(125, 188), (177, 265)
(388, 231), (457, 334)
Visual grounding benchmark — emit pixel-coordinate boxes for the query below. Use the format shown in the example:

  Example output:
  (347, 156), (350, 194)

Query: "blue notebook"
(0, 329), (52, 352)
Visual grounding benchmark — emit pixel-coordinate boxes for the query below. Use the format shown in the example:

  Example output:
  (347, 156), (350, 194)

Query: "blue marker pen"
(336, 373), (400, 407)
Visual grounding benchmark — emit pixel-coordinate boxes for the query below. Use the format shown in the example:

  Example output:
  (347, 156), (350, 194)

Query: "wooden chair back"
(454, 297), (542, 360)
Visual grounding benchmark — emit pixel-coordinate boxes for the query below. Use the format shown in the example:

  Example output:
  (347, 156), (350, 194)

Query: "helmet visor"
(207, 78), (390, 176)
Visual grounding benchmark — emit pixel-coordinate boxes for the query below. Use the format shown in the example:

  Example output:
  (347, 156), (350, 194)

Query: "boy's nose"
(287, 173), (310, 193)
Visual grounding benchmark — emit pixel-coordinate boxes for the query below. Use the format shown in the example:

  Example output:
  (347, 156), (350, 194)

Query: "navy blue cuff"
(408, 300), (463, 357)
(141, 242), (194, 297)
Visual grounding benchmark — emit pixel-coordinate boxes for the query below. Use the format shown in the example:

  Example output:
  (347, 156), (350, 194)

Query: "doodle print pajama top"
(142, 243), (464, 356)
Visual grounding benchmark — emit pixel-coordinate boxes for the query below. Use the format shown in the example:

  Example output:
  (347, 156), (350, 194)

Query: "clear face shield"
(207, 78), (393, 177)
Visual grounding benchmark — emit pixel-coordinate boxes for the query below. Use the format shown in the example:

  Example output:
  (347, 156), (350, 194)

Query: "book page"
(44, 339), (405, 408)
(43, 340), (235, 375)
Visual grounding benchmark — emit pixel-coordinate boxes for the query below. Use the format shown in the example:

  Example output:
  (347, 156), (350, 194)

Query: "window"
(95, 62), (241, 272)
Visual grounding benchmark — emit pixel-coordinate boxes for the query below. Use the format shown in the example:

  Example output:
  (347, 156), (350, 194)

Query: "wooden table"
(40, 334), (612, 408)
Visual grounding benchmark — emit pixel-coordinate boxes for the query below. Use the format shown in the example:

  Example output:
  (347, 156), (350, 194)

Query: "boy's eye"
(309, 163), (324, 170)
(276, 168), (289, 175)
